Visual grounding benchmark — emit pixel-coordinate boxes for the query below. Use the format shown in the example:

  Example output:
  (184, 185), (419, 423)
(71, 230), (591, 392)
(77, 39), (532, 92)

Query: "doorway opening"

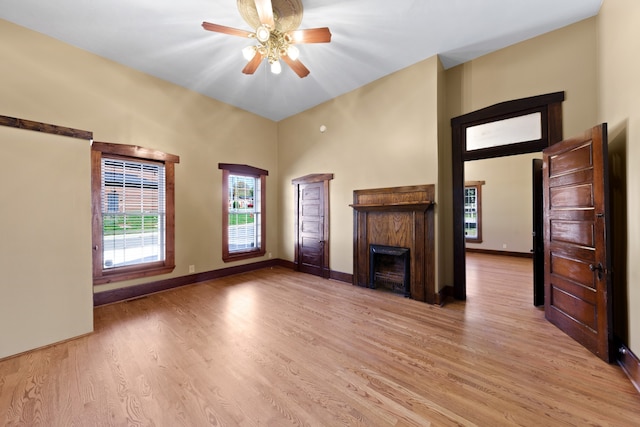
(451, 92), (565, 301)
(464, 154), (543, 305)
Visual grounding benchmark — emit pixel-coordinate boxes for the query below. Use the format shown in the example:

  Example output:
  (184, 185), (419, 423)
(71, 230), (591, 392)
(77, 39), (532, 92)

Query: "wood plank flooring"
(1, 253), (639, 426)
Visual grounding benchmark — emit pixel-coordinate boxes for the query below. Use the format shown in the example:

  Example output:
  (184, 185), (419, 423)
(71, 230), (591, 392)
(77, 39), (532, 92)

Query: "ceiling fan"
(202, 0), (331, 78)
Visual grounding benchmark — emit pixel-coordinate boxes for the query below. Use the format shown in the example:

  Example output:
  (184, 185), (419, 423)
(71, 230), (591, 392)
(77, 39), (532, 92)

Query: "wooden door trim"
(451, 92), (565, 300)
(532, 158), (545, 306)
(292, 173), (333, 278)
(292, 173), (334, 185)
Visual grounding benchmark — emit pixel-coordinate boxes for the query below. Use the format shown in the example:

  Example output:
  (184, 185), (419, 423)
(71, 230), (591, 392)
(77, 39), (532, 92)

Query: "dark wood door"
(293, 174), (333, 278)
(298, 182), (325, 276)
(542, 124), (613, 362)
(532, 158), (544, 306)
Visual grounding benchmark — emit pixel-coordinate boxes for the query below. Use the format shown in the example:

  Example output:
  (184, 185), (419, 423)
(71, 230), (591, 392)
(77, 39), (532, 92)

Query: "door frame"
(292, 173), (333, 278)
(450, 92), (565, 300)
(532, 158), (545, 306)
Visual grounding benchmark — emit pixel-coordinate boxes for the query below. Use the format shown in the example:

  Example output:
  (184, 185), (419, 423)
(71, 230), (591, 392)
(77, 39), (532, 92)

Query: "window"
(464, 181), (484, 243)
(219, 163), (268, 262)
(92, 142), (179, 284)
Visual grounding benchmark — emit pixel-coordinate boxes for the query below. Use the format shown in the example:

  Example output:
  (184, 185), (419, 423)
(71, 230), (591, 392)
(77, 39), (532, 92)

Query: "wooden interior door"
(542, 124), (613, 362)
(292, 174), (333, 278)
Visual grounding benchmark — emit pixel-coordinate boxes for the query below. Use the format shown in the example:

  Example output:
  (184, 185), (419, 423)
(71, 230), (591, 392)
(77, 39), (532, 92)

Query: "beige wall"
(0, 128), (93, 359)
(598, 0), (640, 355)
(445, 17), (598, 139)
(277, 56), (441, 277)
(0, 19), (278, 357)
(465, 153), (541, 254)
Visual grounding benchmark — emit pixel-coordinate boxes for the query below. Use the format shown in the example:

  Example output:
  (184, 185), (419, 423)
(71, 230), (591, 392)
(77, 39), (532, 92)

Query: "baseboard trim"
(617, 342), (640, 394)
(437, 285), (454, 306)
(276, 259), (296, 269)
(94, 259), (282, 306)
(465, 248), (533, 259)
(330, 270), (353, 283)
(0, 332), (93, 363)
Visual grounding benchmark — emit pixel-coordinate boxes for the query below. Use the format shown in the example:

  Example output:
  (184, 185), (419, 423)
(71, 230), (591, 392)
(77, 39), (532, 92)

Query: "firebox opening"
(369, 245), (410, 298)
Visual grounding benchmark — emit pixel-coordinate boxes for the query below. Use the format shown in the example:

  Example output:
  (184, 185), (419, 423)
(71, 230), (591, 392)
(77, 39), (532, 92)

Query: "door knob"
(589, 262), (604, 280)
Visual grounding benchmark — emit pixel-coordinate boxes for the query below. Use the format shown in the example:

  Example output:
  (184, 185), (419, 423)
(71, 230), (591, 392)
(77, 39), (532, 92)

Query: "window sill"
(94, 264), (175, 285)
(223, 249), (266, 263)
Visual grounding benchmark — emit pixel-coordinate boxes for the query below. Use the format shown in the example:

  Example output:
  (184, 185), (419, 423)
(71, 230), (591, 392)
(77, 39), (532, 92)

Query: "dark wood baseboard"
(276, 258), (296, 269)
(465, 248), (533, 259)
(617, 342), (640, 394)
(437, 285), (454, 306)
(94, 259), (353, 307)
(94, 259), (282, 306)
(329, 270), (352, 283)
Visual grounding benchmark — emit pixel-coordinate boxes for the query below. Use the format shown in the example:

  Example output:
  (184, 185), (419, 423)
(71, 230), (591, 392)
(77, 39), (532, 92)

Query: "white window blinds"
(101, 158), (166, 269)
(227, 174), (261, 252)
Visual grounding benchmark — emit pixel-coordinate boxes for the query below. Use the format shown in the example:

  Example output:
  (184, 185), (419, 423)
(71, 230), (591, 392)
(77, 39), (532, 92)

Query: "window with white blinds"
(219, 163), (267, 262)
(91, 141), (178, 285)
(227, 174), (260, 253)
(101, 158), (166, 269)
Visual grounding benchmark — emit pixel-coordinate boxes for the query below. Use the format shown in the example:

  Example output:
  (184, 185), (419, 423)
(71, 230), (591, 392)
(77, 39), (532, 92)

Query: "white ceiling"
(0, 0), (602, 121)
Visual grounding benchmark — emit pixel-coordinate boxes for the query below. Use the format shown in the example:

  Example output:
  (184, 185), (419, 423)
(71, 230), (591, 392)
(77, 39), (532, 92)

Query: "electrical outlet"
(502, 244), (507, 249)
(268, 252), (272, 259)
(188, 265), (195, 273)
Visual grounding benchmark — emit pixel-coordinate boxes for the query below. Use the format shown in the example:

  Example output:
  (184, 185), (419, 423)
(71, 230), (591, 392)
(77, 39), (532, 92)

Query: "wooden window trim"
(219, 163), (268, 262)
(92, 142), (179, 285)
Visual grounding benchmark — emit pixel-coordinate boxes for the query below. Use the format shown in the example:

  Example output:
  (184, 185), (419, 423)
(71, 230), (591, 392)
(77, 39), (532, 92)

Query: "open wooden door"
(542, 124), (613, 362)
(292, 174), (333, 278)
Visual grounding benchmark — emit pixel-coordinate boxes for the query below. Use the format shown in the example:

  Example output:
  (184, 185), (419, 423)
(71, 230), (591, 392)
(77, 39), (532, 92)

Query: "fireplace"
(369, 245), (410, 297)
(350, 184), (435, 303)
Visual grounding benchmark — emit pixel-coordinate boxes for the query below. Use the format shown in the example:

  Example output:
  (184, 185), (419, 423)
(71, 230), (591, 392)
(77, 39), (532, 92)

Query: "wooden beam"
(0, 115), (93, 140)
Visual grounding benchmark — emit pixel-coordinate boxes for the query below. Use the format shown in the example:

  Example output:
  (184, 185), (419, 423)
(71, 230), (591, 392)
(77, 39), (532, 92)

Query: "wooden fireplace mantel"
(349, 201), (433, 212)
(351, 184), (436, 303)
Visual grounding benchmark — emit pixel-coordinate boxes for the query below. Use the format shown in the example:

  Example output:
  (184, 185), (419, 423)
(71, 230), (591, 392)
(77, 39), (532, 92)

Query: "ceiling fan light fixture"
(201, 0), (329, 78)
(255, 24), (271, 43)
(286, 45), (299, 60)
(242, 45), (257, 60)
(270, 60), (282, 74)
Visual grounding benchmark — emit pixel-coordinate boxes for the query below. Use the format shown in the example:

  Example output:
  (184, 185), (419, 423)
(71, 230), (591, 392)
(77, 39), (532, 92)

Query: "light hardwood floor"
(1, 253), (639, 426)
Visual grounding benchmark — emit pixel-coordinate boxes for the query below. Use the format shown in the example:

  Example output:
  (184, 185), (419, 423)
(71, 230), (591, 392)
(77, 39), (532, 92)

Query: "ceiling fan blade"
(202, 22), (253, 38)
(242, 51), (264, 75)
(282, 55), (310, 78)
(254, 0), (275, 28)
(288, 27), (332, 44)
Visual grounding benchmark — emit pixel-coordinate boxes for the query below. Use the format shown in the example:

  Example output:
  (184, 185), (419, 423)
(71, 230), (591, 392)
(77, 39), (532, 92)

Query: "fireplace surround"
(350, 184), (435, 303)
